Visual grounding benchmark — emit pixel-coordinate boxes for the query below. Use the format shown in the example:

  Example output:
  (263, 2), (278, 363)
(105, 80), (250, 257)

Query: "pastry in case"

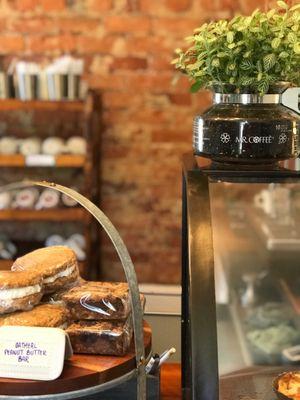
(12, 246), (79, 294)
(0, 270), (43, 314)
(62, 281), (132, 320)
(0, 303), (69, 329)
(66, 318), (133, 356)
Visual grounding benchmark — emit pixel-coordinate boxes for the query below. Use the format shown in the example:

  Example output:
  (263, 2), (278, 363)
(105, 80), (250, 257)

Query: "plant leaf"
(294, 42), (300, 54)
(271, 37), (281, 49)
(263, 54), (276, 71)
(190, 81), (202, 93)
(290, 4), (300, 11)
(277, 1), (288, 10)
(240, 76), (255, 85)
(257, 78), (270, 94)
(279, 51), (289, 58)
(240, 60), (252, 70)
(288, 32), (297, 44)
(227, 31), (234, 43)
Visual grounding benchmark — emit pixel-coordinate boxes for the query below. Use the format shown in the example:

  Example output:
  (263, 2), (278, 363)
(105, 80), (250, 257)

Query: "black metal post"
(182, 158), (219, 400)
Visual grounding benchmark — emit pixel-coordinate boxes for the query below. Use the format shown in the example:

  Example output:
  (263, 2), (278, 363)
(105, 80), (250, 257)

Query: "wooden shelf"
(0, 208), (87, 222)
(0, 91), (100, 279)
(0, 259), (12, 270)
(0, 322), (151, 396)
(0, 154), (85, 167)
(0, 99), (84, 112)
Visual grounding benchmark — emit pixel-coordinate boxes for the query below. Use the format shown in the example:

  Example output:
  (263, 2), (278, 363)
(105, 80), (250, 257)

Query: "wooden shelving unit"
(0, 208), (89, 221)
(0, 154), (86, 167)
(0, 99), (85, 111)
(0, 91), (101, 279)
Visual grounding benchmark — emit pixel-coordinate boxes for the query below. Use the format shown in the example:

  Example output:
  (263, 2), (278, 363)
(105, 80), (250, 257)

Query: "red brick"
(0, 35), (25, 53)
(152, 17), (203, 37)
(165, 0), (191, 12)
(168, 93), (192, 106)
(0, 19), (8, 32)
(149, 52), (174, 71)
(77, 36), (116, 54)
(194, 0), (219, 12)
(40, 0), (65, 11)
(87, 73), (129, 90)
(104, 16), (151, 33)
(57, 18), (100, 33)
(152, 128), (191, 142)
(11, 18), (58, 34)
(125, 73), (191, 93)
(103, 92), (144, 108)
(27, 35), (76, 53)
(14, 0), (38, 11)
(125, 36), (171, 55)
(238, 0), (268, 13)
(89, 0), (113, 12)
(111, 57), (148, 71)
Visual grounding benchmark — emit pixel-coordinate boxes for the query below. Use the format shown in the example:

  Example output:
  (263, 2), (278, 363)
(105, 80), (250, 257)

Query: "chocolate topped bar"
(62, 281), (131, 321)
(66, 318), (133, 356)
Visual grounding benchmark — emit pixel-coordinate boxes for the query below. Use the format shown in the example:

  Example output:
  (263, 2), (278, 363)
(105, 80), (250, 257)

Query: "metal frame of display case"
(181, 153), (300, 400)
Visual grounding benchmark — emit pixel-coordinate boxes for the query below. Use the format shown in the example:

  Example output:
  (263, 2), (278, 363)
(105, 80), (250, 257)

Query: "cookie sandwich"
(0, 303), (69, 329)
(12, 246), (79, 294)
(0, 270), (43, 314)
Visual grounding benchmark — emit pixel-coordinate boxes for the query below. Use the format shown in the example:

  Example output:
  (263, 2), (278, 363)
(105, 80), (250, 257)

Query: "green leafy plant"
(172, 1), (300, 94)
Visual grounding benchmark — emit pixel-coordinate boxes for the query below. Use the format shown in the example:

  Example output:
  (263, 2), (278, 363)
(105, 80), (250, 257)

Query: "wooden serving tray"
(0, 322), (152, 396)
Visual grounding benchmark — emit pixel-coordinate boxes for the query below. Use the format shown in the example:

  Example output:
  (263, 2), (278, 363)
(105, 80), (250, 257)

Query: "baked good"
(62, 281), (132, 320)
(277, 372), (300, 400)
(12, 246), (79, 294)
(0, 303), (69, 329)
(0, 270), (43, 314)
(66, 318), (133, 355)
(41, 277), (85, 304)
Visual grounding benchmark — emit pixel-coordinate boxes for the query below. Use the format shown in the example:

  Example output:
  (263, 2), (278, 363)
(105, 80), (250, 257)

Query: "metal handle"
(0, 180), (146, 400)
(281, 87), (300, 114)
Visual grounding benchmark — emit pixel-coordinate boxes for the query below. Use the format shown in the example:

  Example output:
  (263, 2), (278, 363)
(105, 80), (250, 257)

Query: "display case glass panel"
(210, 180), (300, 375)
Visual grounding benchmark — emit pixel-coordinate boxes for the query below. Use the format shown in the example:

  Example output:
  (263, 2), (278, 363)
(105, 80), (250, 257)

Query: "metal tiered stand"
(0, 181), (153, 400)
(182, 153), (300, 400)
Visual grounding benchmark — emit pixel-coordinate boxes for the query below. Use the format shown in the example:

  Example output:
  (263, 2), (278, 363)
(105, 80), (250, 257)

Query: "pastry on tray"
(275, 372), (300, 400)
(0, 270), (43, 314)
(62, 281), (132, 320)
(0, 303), (69, 329)
(66, 318), (133, 356)
(12, 246), (79, 294)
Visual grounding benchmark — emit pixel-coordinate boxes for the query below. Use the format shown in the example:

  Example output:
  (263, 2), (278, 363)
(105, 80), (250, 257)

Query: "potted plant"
(173, 1), (300, 164)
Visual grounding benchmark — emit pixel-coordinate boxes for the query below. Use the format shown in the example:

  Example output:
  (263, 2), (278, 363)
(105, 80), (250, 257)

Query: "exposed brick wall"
(0, 0), (286, 283)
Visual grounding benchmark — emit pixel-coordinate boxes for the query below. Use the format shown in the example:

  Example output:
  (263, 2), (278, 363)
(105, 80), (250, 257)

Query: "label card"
(25, 154), (56, 167)
(0, 326), (73, 381)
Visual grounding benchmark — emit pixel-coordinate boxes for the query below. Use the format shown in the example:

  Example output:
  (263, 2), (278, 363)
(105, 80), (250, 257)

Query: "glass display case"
(182, 154), (300, 400)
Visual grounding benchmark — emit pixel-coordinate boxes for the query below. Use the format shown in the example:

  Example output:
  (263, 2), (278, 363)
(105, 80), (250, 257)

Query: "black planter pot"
(193, 90), (300, 164)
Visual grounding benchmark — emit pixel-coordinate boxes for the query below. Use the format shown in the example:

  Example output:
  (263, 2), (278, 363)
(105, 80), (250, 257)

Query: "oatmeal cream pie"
(0, 303), (69, 329)
(12, 246), (79, 294)
(0, 270), (43, 314)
